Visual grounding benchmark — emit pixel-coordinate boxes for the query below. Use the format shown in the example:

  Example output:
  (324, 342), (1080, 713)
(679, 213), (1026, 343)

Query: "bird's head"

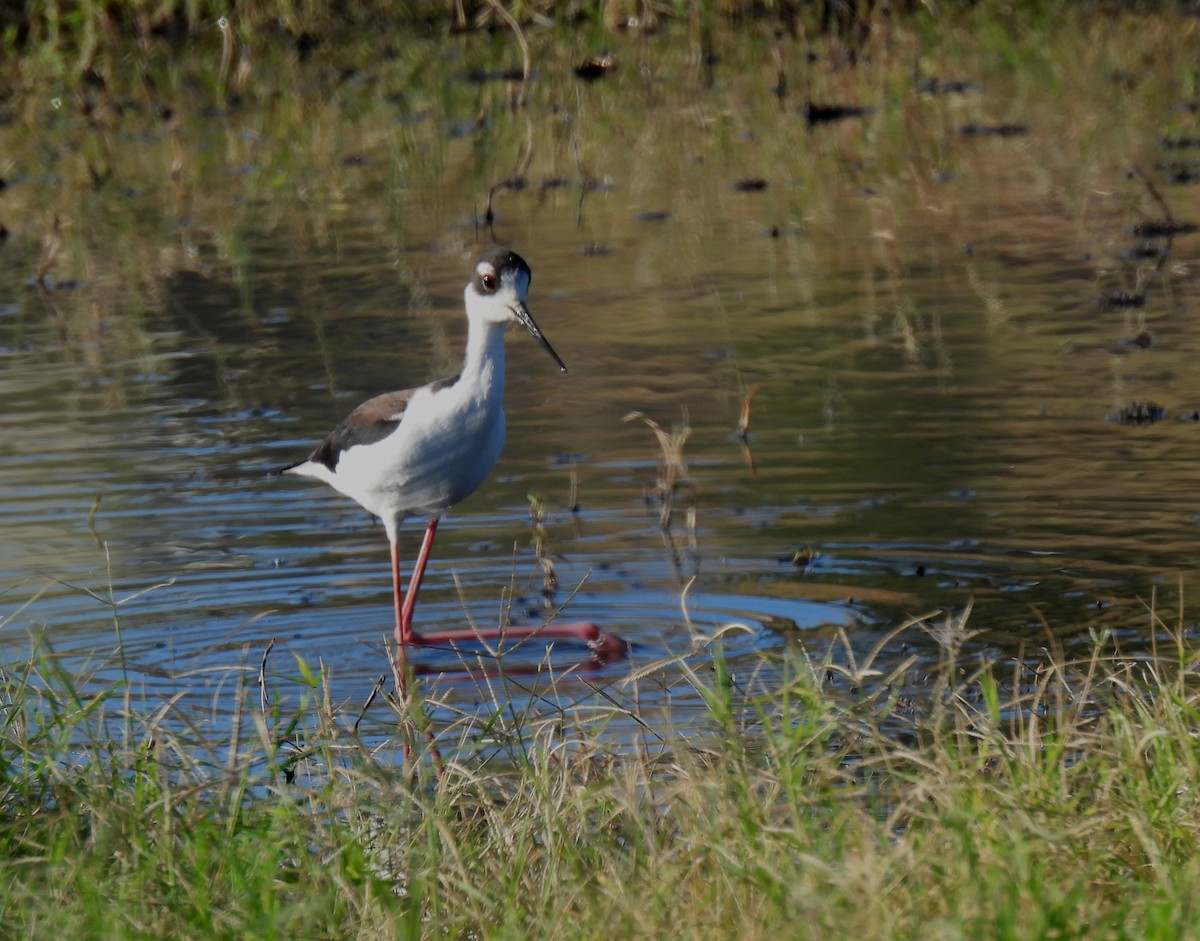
(465, 249), (566, 373)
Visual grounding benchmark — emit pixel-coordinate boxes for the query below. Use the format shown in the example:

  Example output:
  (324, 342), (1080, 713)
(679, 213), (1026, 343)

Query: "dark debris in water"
(917, 76), (980, 96)
(1161, 136), (1200, 149)
(732, 178), (769, 192)
(493, 176), (526, 192)
(1122, 243), (1168, 260)
(1157, 158), (1200, 178)
(635, 210), (670, 223)
(464, 67), (526, 84)
(1097, 291), (1145, 310)
(1130, 220), (1198, 238)
(959, 122), (1030, 138)
(294, 30), (320, 60)
(1108, 401), (1167, 425)
(575, 53), (618, 82)
(787, 547), (821, 574)
(804, 102), (873, 126)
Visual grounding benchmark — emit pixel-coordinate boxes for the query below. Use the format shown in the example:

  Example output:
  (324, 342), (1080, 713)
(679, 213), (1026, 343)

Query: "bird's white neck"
(461, 318), (507, 400)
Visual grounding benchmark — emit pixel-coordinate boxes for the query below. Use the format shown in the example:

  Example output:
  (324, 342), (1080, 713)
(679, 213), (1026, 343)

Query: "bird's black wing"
(274, 376), (460, 475)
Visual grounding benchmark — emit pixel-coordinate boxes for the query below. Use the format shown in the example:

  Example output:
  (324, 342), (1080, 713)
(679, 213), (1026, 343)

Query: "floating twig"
(353, 675), (386, 735)
(1129, 164), (1196, 275)
(86, 493), (103, 547)
(736, 385), (760, 441)
(258, 638), (274, 713)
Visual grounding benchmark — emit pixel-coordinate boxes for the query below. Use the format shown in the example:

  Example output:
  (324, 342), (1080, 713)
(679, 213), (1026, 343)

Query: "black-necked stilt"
(277, 249), (626, 662)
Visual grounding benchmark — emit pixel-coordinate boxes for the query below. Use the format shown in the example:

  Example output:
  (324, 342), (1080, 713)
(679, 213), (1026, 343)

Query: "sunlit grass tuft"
(5, 605), (1200, 938)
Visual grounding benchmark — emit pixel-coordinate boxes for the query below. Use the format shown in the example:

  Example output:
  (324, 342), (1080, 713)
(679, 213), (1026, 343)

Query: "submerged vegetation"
(5, 612), (1200, 938)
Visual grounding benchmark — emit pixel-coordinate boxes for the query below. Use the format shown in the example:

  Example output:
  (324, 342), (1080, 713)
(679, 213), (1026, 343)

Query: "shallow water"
(3, 12), (1200, 743)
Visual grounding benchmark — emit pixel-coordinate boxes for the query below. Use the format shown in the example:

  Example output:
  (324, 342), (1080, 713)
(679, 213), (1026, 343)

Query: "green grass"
(5, 610), (1200, 939)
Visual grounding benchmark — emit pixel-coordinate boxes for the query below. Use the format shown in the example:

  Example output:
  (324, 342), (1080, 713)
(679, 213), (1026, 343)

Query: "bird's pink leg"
(393, 517), (627, 662)
(399, 518), (439, 643)
(389, 532), (445, 778)
(390, 538), (408, 646)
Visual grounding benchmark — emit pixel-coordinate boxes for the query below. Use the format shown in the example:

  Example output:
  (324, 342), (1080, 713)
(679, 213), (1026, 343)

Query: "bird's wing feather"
(273, 375), (461, 476)
(306, 389), (416, 472)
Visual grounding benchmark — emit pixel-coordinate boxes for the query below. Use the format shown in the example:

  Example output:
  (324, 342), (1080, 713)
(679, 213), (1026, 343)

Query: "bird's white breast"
(325, 378), (506, 521)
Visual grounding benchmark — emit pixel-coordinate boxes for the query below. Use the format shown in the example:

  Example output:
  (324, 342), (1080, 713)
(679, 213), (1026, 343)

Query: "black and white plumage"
(276, 250), (626, 660)
(281, 249), (562, 546)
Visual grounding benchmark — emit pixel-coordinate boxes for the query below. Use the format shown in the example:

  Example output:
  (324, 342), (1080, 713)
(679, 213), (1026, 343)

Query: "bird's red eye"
(481, 272), (497, 292)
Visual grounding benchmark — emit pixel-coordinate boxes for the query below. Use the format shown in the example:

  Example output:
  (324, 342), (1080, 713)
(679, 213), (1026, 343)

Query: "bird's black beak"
(513, 302), (567, 373)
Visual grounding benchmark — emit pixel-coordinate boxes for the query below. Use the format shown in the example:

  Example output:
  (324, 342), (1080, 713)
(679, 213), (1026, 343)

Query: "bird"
(276, 248), (626, 662)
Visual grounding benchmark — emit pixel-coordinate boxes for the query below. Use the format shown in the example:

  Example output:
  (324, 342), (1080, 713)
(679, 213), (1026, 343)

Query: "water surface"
(3, 12), (1200, 743)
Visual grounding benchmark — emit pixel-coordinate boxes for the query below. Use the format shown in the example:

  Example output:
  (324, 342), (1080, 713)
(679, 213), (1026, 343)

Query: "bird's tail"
(267, 460), (306, 477)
